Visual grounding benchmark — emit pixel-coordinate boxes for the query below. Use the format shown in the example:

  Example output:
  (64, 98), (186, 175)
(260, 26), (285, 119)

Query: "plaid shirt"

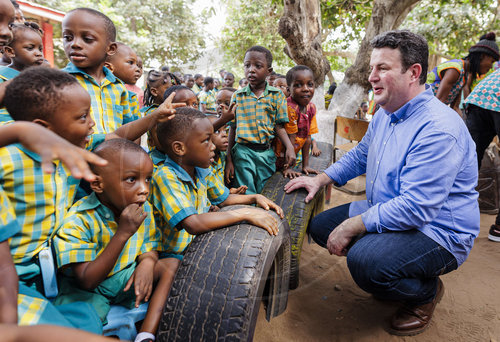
(465, 69), (500, 112)
(128, 90), (140, 120)
(208, 151), (226, 189)
(63, 63), (134, 134)
(0, 67), (18, 123)
(18, 294), (48, 325)
(0, 188), (20, 242)
(198, 89), (217, 112)
(54, 192), (161, 277)
(230, 83), (288, 144)
(149, 147), (166, 171)
(0, 135), (106, 264)
(150, 155), (229, 254)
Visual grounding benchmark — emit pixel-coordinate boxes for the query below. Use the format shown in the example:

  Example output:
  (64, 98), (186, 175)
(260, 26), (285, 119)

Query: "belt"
(239, 142), (271, 151)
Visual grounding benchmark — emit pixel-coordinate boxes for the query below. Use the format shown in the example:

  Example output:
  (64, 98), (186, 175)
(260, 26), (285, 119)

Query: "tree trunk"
(315, 0), (421, 144)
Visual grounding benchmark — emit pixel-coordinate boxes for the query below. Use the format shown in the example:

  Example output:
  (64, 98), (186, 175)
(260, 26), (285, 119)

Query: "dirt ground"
(254, 188), (500, 342)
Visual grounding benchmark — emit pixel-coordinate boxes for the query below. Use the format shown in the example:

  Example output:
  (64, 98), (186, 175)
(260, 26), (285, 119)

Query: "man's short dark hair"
(156, 107), (207, 151)
(245, 46), (273, 68)
(4, 67), (79, 122)
(285, 65), (313, 86)
(68, 8), (116, 42)
(370, 30), (428, 84)
(203, 76), (214, 86)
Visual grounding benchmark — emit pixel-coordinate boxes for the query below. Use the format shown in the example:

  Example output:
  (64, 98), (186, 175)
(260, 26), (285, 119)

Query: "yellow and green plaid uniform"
(150, 155), (229, 255)
(193, 83), (202, 95)
(198, 89), (217, 112)
(208, 151), (226, 188)
(63, 63), (134, 134)
(0, 66), (19, 124)
(54, 192), (161, 276)
(230, 82), (288, 144)
(0, 187), (20, 241)
(128, 90), (140, 120)
(149, 147), (166, 171)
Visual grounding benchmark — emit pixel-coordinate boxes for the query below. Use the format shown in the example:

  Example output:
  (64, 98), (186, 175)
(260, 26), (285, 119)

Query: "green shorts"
(55, 263), (137, 324)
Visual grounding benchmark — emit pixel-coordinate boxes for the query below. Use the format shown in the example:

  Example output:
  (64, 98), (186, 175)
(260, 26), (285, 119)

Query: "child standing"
(273, 75), (289, 97)
(62, 8), (134, 134)
(275, 65), (319, 178)
(223, 72), (235, 88)
(198, 76), (217, 114)
(225, 46), (295, 194)
(192, 73), (203, 94)
(150, 108), (283, 260)
(54, 139), (178, 342)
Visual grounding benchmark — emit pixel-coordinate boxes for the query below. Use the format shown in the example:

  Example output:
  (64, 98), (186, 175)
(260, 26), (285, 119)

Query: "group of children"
(0, 1), (322, 340)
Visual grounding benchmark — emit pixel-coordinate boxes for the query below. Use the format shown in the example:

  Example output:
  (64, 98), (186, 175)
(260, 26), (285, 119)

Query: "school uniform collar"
(77, 192), (115, 220)
(0, 66), (20, 80)
(149, 147), (166, 166)
(163, 154), (210, 188)
(15, 143), (42, 162)
(63, 62), (121, 85)
(236, 81), (280, 98)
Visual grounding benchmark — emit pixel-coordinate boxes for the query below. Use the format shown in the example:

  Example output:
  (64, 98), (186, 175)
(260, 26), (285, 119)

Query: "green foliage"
(35, 0), (207, 69)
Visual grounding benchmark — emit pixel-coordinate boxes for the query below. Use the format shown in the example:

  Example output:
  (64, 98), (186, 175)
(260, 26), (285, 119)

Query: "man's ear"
(409, 63), (422, 84)
(104, 62), (114, 72)
(172, 141), (186, 156)
(106, 42), (117, 57)
(3, 46), (15, 59)
(89, 175), (104, 193)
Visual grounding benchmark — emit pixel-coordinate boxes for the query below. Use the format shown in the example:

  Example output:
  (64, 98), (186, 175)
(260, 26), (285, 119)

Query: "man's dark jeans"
(309, 203), (458, 305)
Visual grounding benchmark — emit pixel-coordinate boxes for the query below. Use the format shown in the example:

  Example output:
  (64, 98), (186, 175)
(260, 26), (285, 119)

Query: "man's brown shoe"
(388, 278), (444, 336)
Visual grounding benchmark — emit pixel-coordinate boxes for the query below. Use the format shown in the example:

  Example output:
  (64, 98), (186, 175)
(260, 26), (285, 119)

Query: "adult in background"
(285, 30), (479, 336)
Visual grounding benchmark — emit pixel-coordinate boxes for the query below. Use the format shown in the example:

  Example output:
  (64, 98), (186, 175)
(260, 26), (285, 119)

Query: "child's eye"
(146, 176), (152, 183)
(63, 34), (73, 41)
(125, 177), (136, 183)
(83, 36), (94, 43)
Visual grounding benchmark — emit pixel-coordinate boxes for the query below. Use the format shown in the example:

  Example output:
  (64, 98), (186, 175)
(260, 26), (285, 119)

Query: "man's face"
(368, 47), (414, 113)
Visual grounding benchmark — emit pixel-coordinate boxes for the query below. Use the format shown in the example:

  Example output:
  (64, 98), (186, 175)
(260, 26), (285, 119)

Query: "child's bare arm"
(1, 324), (119, 342)
(71, 204), (146, 290)
(0, 241), (18, 324)
(301, 136), (318, 176)
(213, 103), (237, 131)
(275, 124), (296, 168)
(123, 251), (158, 308)
(0, 122), (107, 181)
(224, 125), (236, 184)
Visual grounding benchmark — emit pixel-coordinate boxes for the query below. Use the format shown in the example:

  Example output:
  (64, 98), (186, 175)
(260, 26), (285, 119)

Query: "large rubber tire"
(157, 205), (291, 342)
(261, 142), (332, 290)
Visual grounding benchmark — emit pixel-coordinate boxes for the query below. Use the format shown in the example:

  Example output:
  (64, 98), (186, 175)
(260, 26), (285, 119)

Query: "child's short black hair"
(224, 72), (234, 79)
(143, 70), (181, 106)
(163, 85), (195, 101)
(220, 87), (237, 93)
(203, 76), (214, 86)
(238, 78), (247, 86)
(9, 22), (43, 44)
(245, 46), (273, 67)
(285, 65), (313, 86)
(93, 138), (147, 160)
(194, 73), (203, 80)
(68, 8), (116, 42)
(4, 67), (79, 122)
(157, 107), (206, 151)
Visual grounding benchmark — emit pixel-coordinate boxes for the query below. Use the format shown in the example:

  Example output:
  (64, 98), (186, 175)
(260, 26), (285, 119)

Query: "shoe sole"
(388, 279), (444, 336)
(488, 234), (500, 242)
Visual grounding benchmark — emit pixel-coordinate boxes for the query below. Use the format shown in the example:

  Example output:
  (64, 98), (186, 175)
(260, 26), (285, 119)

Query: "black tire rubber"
(261, 142), (332, 290)
(157, 205), (291, 342)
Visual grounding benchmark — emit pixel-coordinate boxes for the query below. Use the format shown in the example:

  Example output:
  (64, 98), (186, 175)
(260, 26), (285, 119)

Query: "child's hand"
(284, 147), (296, 170)
(118, 203), (147, 237)
(254, 194), (284, 219)
(123, 257), (155, 308)
(236, 207), (279, 236)
(225, 158), (235, 184)
(218, 103), (237, 124)
(302, 166), (319, 176)
(311, 144), (322, 157)
(283, 168), (301, 179)
(230, 185), (247, 194)
(209, 205), (220, 212)
(155, 92), (186, 123)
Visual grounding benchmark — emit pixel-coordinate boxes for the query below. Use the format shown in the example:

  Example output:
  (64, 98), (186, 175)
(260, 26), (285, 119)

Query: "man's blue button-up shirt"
(325, 86), (479, 266)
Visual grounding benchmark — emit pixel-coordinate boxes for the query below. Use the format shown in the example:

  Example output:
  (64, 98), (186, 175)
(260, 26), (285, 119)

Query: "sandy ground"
(254, 188), (500, 342)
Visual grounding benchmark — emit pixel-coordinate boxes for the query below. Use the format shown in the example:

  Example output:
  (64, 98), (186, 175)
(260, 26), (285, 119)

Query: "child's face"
(184, 118), (216, 169)
(7, 29), (44, 69)
(273, 78), (289, 97)
(109, 45), (140, 85)
(62, 11), (115, 71)
(214, 79), (220, 89)
(209, 117), (229, 152)
(224, 74), (234, 87)
(97, 150), (154, 214)
(152, 74), (172, 104)
(174, 89), (198, 109)
(267, 74), (277, 85)
(136, 56), (143, 74)
(216, 89), (233, 115)
(184, 76), (194, 88)
(243, 51), (271, 88)
(13, 8), (23, 23)
(289, 70), (315, 108)
(239, 78), (248, 88)
(206, 82), (214, 91)
(0, 0), (14, 47)
(195, 76), (203, 86)
(50, 84), (95, 148)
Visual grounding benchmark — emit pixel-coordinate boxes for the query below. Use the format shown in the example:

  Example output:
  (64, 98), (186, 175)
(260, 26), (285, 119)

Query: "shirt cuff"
(169, 207), (198, 230)
(361, 203), (382, 233)
(324, 163), (346, 186)
(210, 187), (230, 206)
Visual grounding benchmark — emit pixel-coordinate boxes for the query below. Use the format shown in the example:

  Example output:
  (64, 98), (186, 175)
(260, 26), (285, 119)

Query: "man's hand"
(117, 204), (147, 238)
(326, 215), (366, 256)
(284, 173), (331, 203)
(153, 92), (186, 123)
(123, 257), (155, 307)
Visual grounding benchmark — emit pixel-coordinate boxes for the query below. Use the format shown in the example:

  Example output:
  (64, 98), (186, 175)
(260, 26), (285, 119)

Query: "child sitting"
(150, 107), (283, 260)
(62, 8), (135, 134)
(54, 139), (178, 342)
(225, 46), (295, 194)
(273, 75), (289, 97)
(105, 42), (142, 120)
(275, 65), (319, 178)
(198, 76), (217, 114)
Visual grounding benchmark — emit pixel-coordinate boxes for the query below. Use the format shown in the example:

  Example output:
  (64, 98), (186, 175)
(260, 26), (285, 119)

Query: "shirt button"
(370, 181), (373, 184)
(105, 213), (110, 218)
(391, 123), (395, 126)
(399, 119), (403, 122)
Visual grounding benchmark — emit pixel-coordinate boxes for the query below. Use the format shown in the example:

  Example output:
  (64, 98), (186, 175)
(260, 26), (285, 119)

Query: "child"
(223, 72), (235, 88)
(198, 76), (217, 114)
(62, 8), (135, 134)
(192, 73), (203, 94)
(275, 65), (319, 178)
(238, 77), (248, 89)
(183, 73), (194, 89)
(105, 42), (142, 120)
(1, 67), (178, 331)
(273, 75), (289, 97)
(150, 107), (283, 260)
(225, 46), (295, 194)
(54, 139), (178, 342)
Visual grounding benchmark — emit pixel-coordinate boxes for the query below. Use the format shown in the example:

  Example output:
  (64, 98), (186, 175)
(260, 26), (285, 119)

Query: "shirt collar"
(0, 66), (20, 80)
(163, 154), (210, 188)
(380, 85), (434, 123)
(63, 62), (120, 84)
(77, 192), (115, 220)
(15, 143), (42, 162)
(149, 148), (166, 166)
(239, 81), (277, 97)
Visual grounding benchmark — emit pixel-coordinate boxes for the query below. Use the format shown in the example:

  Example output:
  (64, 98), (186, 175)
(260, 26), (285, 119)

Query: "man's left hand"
(327, 215), (366, 256)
